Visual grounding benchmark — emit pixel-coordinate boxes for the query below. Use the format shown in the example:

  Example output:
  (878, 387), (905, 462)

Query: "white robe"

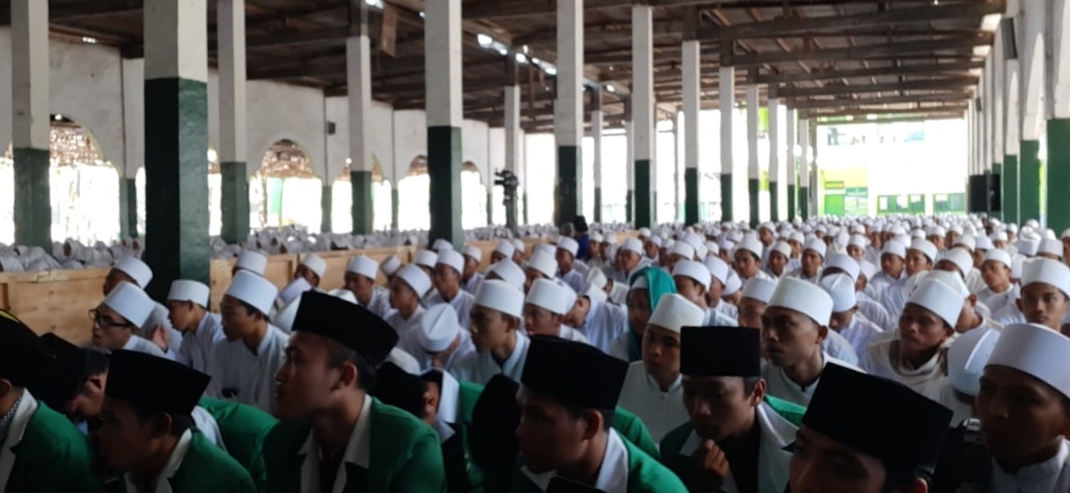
(859, 338), (951, 395)
(575, 299), (629, 353)
(762, 353), (863, 406)
(176, 312), (225, 373)
(921, 378), (974, 427)
(555, 324), (590, 344)
(424, 290), (475, 329)
(676, 401), (796, 493)
(784, 268), (823, 285)
(838, 315), (884, 356)
(397, 329), (476, 375)
(607, 281), (629, 306)
(990, 439), (1070, 493)
(965, 268), (988, 295)
(880, 277), (910, 325)
(557, 269), (584, 293)
(979, 284), (1019, 319)
(384, 306), (425, 341)
(821, 329), (860, 366)
(857, 298), (896, 332)
(462, 272), (485, 295)
(711, 300), (739, 322)
(616, 361), (688, 443)
(705, 307), (739, 326)
(360, 286), (395, 320)
(451, 332), (531, 385)
(205, 324), (289, 414)
(993, 301), (1028, 326)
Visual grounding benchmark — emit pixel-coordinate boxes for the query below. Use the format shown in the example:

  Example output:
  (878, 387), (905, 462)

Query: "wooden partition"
(0, 233), (626, 345)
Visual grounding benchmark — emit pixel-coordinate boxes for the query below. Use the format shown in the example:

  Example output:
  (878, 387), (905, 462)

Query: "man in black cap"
(0, 310), (103, 492)
(660, 326), (801, 493)
(264, 291), (446, 492)
(787, 363), (953, 493)
(97, 350), (255, 492)
(511, 335), (686, 492)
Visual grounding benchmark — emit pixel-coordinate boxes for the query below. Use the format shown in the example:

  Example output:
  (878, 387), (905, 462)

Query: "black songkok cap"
(520, 335), (627, 410)
(29, 333), (87, 409)
(105, 350), (209, 416)
(0, 309), (53, 387)
(292, 291), (398, 365)
(680, 326), (762, 377)
(371, 362), (425, 418)
(803, 363), (953, 475)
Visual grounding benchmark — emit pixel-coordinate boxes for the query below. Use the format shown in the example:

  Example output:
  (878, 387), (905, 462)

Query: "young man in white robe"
(784, 239), (826, 284)
(343, 255), (394, 319)
(523, 279), (589, 343)
(562, 282), (629, 353)
(385, 265), (433, 339)
(425, 250), (476, 329)
(555, 237), (584, 293)
(672, 260), (736, 327)
(451, 280), (530, 385)
(977, 249), (1018, 317)
(205, 271), (288, 414)
(760, 278), (863, 407)
(616, 293), (706, 442)
(90, 282), (166, 358)
(704, 256), (741, 322)
(880, 239), (938, 323)
(399, 303), (475, 374)
(660, 327), (800, 493)
(460, 245), (486, 295)
(819, 274), (884, 357)
(167, 280), (225, 373)
(1006, 258), (1070, 334)
(104, 255), (183, 358)
(868, 240), (907, 300)
(523, 251), (559, 295)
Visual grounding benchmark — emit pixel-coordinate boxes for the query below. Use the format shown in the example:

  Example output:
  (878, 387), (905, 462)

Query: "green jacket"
(612, 407), (660, 460)
(510, 431), (687, 493)
(197, 397), (277, 490)
(2, 399), (103, 493)
(164, 431), (257, 493)
(262, 397), (446, 493)
(762, 395), (805, 427)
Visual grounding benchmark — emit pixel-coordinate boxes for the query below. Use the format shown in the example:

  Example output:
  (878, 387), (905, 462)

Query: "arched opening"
(397, 156), (429, 231)
(250, 139), (322, 232)
(461, 161), (487, 229)
(330, 159), (392, 233)
(0, 117), (120, 245)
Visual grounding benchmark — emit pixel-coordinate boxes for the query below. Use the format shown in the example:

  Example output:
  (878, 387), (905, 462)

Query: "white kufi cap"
(225, 271), (279, 315)
(416, 304), (462, 353)
(1021, 258), (1070, 297)
(414, 250), (439, 269)
(768, 277), (834, 326)
(462, 245), (483, 263)
(647, 293), (706, 333)
(437, 250), (465, 275)
(820, 273), (857, 313)
(672, 260), (711, 289)
(474, 279), (525, 319)
(396, 264), (433, 297)
(525, 278), (571, 315)
(380, 255), (402, 276)
(825, 253), (860, 281)
(489, 260), (526, 290)
(346, 256), (379, 280)
(906, 278), (965, 328)
(741, 277), (777, 304)
(988, 323), (1070, 399)
(235, 250), (268, 276)
(526, 251), (558, 279)
(101, 282), (155, 328)
(557, 237), (579, 257)
(167, 280), (210, 307)
(114, 256), (153, 288)
(948, 326), (1001, 396)
(300, 254), (327, 278)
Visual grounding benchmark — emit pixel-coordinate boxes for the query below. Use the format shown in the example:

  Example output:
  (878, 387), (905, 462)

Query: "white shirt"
(360, 286), (395, 320)
(921, 378), (974, 427)
(677, 401), (796, 493)
(762, 353), (864, 406)
(452, 332), (531, 385)
(205, 324), (289, 414)
(616, 361), (688, 443)
(558, 269), (584, 293)
(993, 301), (1028, 326)
(425, 290), (475, 329)
(859, 338), (950, 395)
(575, 299), (629, 353)
(991, 439), (1070, 493)
(555, 325), (590, 344)
(385, 306), (425, 340)
(965, 268), (988, 295)
(607, 281), (630, 306)
(521, 429), (630, 493)
(122, 429), (193, 493)
(121, 334), (168, 358)
(857, 299), (896, 332)
(880, 277), (910, 324)
(838, 315), (884, 356)
(821, 329), (860, 366)
(176, 312), (225, 373)
(387, 347), (422, 375)
(298, 394), (373, 493)
(712, 300), (739, 321)
(784, 268), (823, 285)
(462, 273), (485, 295)
(705, 307), (739, 326)
(191, 405), (223, 449)
(979, 284), (1018, 318)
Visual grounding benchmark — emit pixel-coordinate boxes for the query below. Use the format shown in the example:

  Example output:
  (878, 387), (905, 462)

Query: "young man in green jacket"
(265, 291), (446, 492)
(97, 350), (255, 493)
(196, 397), (276, 490)
(0, 310), (103, 493)
(512, 335), (687, 492)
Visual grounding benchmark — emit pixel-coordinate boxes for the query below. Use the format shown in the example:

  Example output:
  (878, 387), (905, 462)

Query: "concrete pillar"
(991, 31), (1005, 218)
(426, 0), (463, 246)
(786, 107), (796, 220)
(983, 50), (996, 215)
(1046, 0), (1070, 229)
(505, 84), (522, 230)
(673, 112), (682, 222)
(555, 0), (583, 226)
(682, 39), (701, 225)
(143, 0), (210, 294)
(632, 6), (655, 227)
(1020, 0), (1045, 222)
(768, 94), (780, 222)
(799, 118), (810, 219)
(625, 115), (635, 223)
(1005, 59), (1020, 224)
(592, 97), (604, 223)
(348, 2), (375, 234)
(11, 0), (51, 249)
(720, 66), (736, 221)
(218, 0), (249, 244)
(391, 185), (400, 230)
(320, 185), (333, 233)
(119, 177), (138, 238)
(746, 84), (760, 227)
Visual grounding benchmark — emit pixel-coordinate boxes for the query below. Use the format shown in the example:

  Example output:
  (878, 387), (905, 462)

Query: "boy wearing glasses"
(90, 282), (165, 358)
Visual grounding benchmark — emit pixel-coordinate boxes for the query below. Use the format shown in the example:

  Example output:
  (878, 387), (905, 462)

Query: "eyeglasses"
(89, 309), (133, 330)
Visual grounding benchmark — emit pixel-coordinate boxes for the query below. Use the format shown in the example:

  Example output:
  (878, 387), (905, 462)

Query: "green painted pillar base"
(556, 146), (581, 226)
(988, 164), (997, 220)
(799, 186), (809, 220)
(523, 190), (529, 225)
(634, 160), (653, 228)
(143, 77), (210, 295)
(486, 190), (493, 226)
(769, 181), (779, 222)
(593, 187), (603, 224)
(684, 168), (699, 226)
(982, 171), (992, 214)
(625, 190), (633, 224)
(787, 184), (796, 220)
(220, 161), (249, 244)
(748, 178), (760, 227)
(1004, 155), (1019, 224)
(391, 187), (399, 230)
(12, 148), (52, 249)
(321, 185), (333, 233)
(119, 177), (138, 239)
(1047, 119), (1070, 230)
(351, 170), (374, 234)
(1020, 140), (1041, 223)
(721, 174), (733, 221)
(428, 126), (463, 247)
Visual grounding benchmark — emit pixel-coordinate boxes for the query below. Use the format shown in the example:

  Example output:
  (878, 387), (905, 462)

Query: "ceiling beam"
(777, 77), (978, 98)
(755, 60), (985, 84)
(788, 92), (973, 110)
(814, 113), (965, 125)
(49, 0), (142, 22)
(727, 36), (992, 67)
(713, 1), (1005, 40)
(801, 104), (968, 118)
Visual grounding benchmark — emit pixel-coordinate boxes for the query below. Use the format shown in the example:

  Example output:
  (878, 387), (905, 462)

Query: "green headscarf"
(624, 267), (677, 362)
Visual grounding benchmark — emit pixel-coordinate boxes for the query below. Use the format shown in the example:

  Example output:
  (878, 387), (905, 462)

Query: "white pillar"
(682, 39), (700, 225)
(592, 105), (604, 221)
(992, 31), (1005, 169)
(1050, 0), (1070, 119)
(555, 0), (583, 224)
(1021, 0), (1046, 142)
(632, 5), (655, 227)
(720, 66), (736, 221)
(505, 86), (522, 174)
(746, 84), (760, 224)
(425, 0), (464, 244)
(217, 0), (249, 241)
(786, 107), (796, 218)
(799, 118), (811, 218)
(768, 95), (781, 221)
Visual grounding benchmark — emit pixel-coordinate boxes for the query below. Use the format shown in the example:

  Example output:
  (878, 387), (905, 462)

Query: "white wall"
(324, 97), (395, 184)
(245, 80), (327, 178)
